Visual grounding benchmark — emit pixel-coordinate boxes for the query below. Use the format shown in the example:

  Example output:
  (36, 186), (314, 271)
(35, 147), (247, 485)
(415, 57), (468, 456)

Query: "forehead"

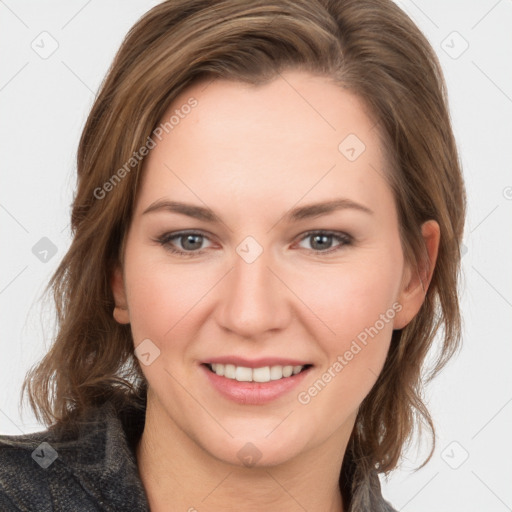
(168, 71), (379, 152)
(135, 71), (392, 219)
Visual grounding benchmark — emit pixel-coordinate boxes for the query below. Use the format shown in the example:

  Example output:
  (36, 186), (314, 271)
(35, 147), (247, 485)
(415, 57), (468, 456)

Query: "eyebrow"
(142, 198), (374, 223)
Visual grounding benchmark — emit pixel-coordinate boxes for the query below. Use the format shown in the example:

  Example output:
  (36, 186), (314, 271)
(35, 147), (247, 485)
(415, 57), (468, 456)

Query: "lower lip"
(201, 364), (312, 405)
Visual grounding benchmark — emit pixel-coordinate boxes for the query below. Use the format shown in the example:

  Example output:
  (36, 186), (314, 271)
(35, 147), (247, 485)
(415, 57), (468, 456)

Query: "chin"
(202, 431), (309, 469)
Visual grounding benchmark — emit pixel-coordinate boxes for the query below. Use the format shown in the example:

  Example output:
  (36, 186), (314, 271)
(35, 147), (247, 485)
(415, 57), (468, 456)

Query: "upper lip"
(203, 356), (312, 368)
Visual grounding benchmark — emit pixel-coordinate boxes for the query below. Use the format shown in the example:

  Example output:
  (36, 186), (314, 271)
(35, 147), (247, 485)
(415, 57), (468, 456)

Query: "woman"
(0, 0), (466, 510)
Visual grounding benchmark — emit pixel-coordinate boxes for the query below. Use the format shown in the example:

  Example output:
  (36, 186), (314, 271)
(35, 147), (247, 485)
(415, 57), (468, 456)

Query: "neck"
(135, 397), (353, 512)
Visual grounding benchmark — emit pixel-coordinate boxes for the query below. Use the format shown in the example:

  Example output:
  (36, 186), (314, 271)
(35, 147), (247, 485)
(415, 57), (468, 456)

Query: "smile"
(206, 363), (311, 382)
(201, 361), (313, 405)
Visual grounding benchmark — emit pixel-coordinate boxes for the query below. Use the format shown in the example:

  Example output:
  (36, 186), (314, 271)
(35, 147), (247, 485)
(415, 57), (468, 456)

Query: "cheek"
(123, 258), (217, 399)
(290, 253), (402, 412)
(292, 255), (402, 346)
(124, 250), (223, 353)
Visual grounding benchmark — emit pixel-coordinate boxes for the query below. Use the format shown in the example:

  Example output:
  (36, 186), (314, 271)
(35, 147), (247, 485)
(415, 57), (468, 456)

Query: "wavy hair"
(20, 0), (466, 480)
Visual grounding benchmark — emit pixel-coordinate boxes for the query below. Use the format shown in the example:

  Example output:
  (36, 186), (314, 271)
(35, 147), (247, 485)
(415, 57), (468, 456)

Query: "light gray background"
(1, 1), (511, 510)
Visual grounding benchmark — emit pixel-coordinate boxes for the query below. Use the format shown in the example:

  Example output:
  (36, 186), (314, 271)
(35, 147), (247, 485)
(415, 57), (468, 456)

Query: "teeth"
(235, 366), (252, 382)
(225, 364), (236, 379)
(209, 363), (306, 382)
(253, 366), (270, 382)
(292, 365), (303, 375)
(211, 363), (224, 376)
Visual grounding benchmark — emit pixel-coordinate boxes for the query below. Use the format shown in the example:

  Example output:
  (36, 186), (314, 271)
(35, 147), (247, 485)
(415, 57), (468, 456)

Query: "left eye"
(295, 231), (351, 253)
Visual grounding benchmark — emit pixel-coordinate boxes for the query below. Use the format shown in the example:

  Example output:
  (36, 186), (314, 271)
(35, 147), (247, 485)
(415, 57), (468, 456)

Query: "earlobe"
(111, 265), (130, 325)
(393, 220), (440, 330)
(113, 306), (130, 325)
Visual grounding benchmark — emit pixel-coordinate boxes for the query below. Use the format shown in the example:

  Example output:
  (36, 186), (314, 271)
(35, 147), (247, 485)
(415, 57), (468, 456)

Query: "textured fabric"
(0, 401), (148, 511)
(0, 401), (397, 511)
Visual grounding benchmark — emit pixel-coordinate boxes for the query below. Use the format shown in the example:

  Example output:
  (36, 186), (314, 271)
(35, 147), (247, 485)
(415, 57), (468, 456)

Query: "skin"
(111, 70), (440, 512)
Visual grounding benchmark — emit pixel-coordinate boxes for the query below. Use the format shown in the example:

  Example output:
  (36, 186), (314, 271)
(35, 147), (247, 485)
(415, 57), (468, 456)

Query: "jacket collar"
(44, 399), (149, 510)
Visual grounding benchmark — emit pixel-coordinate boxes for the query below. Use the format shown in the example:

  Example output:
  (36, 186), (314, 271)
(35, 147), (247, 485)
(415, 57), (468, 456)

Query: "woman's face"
(112, 70), (433, 467)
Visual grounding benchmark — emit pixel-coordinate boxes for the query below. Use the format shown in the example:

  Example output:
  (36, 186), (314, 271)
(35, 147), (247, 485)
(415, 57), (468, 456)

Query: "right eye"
(156, 231), (214, 257)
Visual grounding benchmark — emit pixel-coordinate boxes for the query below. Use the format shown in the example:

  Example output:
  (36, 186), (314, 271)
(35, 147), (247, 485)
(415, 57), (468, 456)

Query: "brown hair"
(20, 0), (465, 481)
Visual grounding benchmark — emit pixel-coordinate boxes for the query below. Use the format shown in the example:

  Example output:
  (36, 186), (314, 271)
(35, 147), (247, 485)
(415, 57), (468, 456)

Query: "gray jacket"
(0, 401), (397, 511)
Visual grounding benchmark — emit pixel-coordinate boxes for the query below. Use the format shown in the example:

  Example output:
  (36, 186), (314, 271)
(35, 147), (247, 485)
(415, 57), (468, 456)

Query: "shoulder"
(341, 445), (398, 512)
(0, 427), (63, 511)
(351, 471), (397, 512)
(0, 401), (149, 511)
(351, 469), (398, 512)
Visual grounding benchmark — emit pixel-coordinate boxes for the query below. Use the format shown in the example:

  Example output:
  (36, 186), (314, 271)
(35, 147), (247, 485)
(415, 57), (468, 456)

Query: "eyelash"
(154, 230), (353, 258)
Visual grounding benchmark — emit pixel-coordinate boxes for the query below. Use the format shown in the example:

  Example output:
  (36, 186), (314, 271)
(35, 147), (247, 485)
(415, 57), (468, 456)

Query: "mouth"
(200, 360), (313, 405)
(203, 362), (313, 383)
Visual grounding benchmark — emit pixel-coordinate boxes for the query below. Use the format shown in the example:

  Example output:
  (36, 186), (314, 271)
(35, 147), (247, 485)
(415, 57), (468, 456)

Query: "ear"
(111, 264), (130, 324)
(393, 220), (440, 330)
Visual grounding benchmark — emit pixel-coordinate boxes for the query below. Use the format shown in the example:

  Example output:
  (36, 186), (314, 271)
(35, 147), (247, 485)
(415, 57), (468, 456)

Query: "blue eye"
(155, 229), (352, 257)
(156, 231), (212, 257)
(296, 230), (352, 253)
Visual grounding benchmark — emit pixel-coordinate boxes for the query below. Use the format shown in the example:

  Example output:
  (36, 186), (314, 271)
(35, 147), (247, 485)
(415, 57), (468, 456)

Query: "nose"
(215, 244), (292, 339)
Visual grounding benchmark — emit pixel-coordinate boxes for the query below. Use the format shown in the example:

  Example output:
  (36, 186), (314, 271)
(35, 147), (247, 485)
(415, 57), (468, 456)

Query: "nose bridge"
(216, 240), (290, 337)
